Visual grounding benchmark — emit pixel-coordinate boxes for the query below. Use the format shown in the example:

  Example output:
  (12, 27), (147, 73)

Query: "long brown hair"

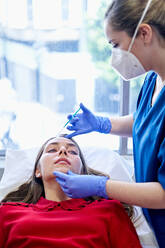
(1, 135), (133, 218)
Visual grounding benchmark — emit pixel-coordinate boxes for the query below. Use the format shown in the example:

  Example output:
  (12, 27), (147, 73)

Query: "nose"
(58, 146), (67, 155)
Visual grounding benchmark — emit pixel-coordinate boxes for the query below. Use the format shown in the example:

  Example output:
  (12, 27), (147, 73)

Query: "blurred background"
(0, 0), (145, 153)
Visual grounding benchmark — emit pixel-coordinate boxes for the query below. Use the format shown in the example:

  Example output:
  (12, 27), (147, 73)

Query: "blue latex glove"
(66, 103), (111, 138)
(53, 170), (109, 199)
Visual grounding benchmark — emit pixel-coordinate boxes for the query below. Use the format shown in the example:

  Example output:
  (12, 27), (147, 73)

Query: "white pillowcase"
(0, 147), (39, 200)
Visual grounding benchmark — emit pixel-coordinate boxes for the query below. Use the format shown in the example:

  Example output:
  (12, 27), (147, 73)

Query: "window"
(0, 0), (144, 154)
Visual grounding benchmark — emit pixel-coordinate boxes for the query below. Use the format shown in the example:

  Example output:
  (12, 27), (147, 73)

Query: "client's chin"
(53, 166), (70, 174)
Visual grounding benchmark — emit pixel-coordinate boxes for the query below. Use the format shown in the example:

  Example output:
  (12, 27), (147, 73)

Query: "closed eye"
(47, 149), (57, 153)
(68, 150), (78, 155)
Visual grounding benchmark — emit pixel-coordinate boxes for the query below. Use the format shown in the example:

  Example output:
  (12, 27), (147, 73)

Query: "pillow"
(0, 145), (158, 248)
(0, 147), (39, 200)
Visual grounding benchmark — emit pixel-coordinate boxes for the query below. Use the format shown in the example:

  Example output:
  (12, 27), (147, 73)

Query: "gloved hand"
(53, 170), (109, 199)
(66, 103), (112, 138)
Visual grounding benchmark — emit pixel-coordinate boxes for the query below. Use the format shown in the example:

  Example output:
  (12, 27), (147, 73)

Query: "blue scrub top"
(133, 71), (165, 248)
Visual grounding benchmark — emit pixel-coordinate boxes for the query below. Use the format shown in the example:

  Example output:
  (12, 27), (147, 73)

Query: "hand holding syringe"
(57, 102), (111, 138)
(56, 107), (81, 137)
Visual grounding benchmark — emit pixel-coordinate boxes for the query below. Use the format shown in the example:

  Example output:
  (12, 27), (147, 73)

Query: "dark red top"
(0, 197), (142, 248)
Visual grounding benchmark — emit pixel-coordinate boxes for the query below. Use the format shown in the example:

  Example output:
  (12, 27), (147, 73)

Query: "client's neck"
(44, 181), (71, 202)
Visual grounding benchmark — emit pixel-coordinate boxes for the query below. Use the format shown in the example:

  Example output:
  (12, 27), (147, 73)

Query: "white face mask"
(110, 48), (146, 81)
(110, 0), (152, 81)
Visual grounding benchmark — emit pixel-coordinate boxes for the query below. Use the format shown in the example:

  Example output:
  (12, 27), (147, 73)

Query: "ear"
(138, 23), (153, 45)
(35, 167), (42, 178)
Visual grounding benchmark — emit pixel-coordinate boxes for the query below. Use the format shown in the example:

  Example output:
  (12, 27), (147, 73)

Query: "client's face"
(37, 137), (83, 182)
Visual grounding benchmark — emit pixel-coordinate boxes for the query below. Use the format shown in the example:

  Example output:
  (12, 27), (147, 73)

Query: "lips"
(55, 158), (71, 165)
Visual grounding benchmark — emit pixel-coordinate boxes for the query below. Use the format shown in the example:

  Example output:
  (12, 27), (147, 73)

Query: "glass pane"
(0, 0), (120, 151)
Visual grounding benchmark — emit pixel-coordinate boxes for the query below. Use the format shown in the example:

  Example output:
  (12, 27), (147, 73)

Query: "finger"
(55, 179), (66, 188)
(54, 176), (66, 184)
(61, 185), (68, 191)
(67, 170), (76, 176)
(59, 185), (71, 194)
(65, 131), (79, 139)
(56, 182), (69, 191)
(61, 187), (70, 193)
(66, 129), (88, 138)
(67, 114), (80, 123)
(67, 125), (77, 131)
(63, 192), (73, 198)
(53, 171), (68, 180)
(65, 133), (75, 139)
(67, 113), (80, 120)
(70, 129), (88, 136)
(67, 114), (73, 120)
(69, 117), (79, 125)
(80, 102), (90, 114)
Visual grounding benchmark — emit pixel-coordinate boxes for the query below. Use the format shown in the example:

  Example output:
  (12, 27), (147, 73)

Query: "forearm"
(110, 114), (133, 137)
(106, 180), (165, 209)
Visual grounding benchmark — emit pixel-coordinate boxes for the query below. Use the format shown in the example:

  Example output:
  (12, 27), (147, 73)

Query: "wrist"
(96, 176), (109, 199)
(96, 116), (111, 134)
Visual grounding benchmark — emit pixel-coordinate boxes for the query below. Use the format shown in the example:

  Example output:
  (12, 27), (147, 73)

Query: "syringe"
(56, 107), (81, 137)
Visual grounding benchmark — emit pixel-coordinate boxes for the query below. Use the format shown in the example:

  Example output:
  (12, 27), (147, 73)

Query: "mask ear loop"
(128, 0), (153, 53)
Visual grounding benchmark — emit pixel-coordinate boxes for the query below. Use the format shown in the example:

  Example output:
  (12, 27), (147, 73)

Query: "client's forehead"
(46, 137), (76, 147)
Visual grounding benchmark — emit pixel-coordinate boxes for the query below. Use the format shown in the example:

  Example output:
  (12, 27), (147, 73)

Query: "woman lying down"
(0, 134), (142, 248)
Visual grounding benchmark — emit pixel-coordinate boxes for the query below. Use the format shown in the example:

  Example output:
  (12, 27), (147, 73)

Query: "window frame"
(119, 78), (131, 155)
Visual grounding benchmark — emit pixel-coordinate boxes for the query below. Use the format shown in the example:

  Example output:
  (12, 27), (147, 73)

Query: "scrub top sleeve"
(158, 138), (165, 189)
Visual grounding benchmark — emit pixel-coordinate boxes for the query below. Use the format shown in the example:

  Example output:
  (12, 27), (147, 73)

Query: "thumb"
(65, 130), (83, 139)
(66, 129), (88, 139)
(53, 171), (68, 180)
(65, 132), (77, 139)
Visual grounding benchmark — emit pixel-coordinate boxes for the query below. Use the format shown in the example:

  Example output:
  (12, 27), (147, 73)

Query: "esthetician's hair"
(1, 134), (133, 218)
(105, 0), (165, 39)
